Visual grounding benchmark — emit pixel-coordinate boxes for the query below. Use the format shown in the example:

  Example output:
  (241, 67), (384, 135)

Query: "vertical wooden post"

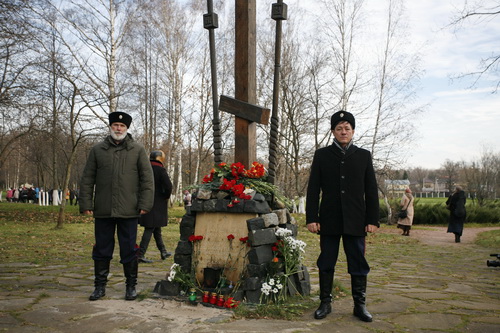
(234, 0), (257, 167)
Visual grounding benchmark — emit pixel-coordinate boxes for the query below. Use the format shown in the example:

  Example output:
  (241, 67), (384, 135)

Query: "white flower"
(275, 228), (293, 238)
(269, 278), (275, 286)
(276, 283), (283, 289)
(272, 288), (278, 293)
(261, 282), (272, 295)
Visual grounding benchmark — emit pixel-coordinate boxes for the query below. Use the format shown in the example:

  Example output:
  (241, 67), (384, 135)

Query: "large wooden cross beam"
(229, 0), (260, 168)
(219, 95), (270, 167)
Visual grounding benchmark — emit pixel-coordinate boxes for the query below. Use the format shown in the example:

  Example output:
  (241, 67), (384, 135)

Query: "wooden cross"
(219, 95), (270, 167)
(218, 0), (270, 168)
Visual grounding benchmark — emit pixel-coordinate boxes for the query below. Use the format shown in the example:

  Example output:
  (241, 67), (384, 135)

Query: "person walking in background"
(79, 111), (154, 301)
(138, 150), (173, 263)
(397, 188), (414, 236)
(6, 188), (13, 202)
(69, 189), (76, 205)
(306, 110), (380, 322)
(446, 186), (466, 243)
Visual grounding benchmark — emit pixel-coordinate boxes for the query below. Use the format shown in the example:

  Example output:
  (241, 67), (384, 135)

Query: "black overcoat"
(139, 160), (173, 228)
(446, 190), (466, 234)
(306, 144), (380, 236)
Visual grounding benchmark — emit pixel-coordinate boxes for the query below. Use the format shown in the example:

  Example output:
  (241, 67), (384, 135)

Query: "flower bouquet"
(197, 162), (279, 206)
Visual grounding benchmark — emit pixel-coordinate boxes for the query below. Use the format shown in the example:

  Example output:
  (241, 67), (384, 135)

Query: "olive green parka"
(79, 134), (154, 218)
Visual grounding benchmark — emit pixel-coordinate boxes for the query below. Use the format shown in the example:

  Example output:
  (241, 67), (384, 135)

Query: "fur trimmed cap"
(331, 110), (355, 129)
(109, 112), (132, 128)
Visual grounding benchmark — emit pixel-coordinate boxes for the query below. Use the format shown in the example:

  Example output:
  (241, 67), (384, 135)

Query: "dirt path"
(380, 225), (500, 246)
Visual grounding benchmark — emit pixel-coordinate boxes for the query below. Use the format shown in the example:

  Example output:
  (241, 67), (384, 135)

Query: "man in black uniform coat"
(306, 110), (380, 322)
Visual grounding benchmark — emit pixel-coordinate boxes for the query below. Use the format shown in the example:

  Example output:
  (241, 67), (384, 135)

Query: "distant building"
(384, 179), (410, 197)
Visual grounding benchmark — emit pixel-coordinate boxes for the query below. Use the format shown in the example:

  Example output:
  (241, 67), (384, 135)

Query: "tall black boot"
(138, 233), (153, 263)
(351, 275), (373, 322)
(314, 271), (334, 319)
(455, 233), (461, 243)
(89, 260), (110, 301)
(123, 259), (138, 300)
(155, 235), (171, 260)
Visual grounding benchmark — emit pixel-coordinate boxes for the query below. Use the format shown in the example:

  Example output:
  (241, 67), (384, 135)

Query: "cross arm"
(219, 95), (270, 125)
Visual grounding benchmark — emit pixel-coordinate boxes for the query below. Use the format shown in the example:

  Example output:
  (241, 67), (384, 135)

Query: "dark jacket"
(140, 160), (173, 228)
(79, 134), (154, 218)
(446, 190), (466, 234)
(306, 143), (380, 236)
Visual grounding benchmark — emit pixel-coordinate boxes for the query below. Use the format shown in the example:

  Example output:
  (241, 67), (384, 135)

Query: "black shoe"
(353, 304), (373, 322)
(161, 251), (172, 260)
(314, 301), (332, 319)
(125, 286), (137, 300)
(138, 257), (153, 263)
(89, 285), (106, 301)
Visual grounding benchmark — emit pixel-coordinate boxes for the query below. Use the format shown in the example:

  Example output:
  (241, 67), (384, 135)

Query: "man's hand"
(82, 210), (92, 215)
(140, 210), (148, 215)
(307, 222), (320, 234)
(365, 224), (378, 233)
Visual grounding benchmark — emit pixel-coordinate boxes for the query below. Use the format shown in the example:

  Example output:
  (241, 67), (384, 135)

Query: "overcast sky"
(401, 0), (500, 169)
(293, 0), (500, 170)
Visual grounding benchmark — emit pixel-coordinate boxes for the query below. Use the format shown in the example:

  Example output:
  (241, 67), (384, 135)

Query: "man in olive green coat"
(79, 111), (154, 301)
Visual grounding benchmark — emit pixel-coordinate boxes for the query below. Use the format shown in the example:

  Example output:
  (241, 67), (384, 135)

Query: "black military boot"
(351, 275), (373, 322)
(314, 271), (334, 319)
(123, 259), (138, 300)
(89, 260), (110, 301)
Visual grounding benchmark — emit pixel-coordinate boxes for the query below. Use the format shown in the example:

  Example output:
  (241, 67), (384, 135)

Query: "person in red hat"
(79, 111), (154, 301)
(306, 110), (379, 322)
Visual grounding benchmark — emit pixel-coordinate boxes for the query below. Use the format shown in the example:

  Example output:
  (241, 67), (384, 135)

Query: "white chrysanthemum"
(275, 228), (292, 238)
(261, 282), (272, 295)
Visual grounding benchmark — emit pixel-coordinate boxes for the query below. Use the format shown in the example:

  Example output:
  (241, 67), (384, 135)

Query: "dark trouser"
(139, 227), (165, 256)
(317, 234), (370, 276)
(315, 234), (373, 322)
(93, 217), (139, 264)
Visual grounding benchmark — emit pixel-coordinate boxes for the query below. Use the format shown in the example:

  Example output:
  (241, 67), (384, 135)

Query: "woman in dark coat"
(446, 186), (466, 243)
(138, 150), (173, 263)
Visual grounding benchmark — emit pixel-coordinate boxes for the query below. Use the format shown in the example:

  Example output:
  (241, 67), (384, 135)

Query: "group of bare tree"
(1, 0), (496, 226)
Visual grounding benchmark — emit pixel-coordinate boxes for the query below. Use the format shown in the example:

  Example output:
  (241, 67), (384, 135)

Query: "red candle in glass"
(202, 291), (209, 303)
(216, 295), (225, 307)
(209, 292), (217, 304)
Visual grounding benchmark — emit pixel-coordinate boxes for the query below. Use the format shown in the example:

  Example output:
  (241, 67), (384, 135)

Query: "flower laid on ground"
(260, 227), (307, 304)
(227, 234), (235, 241)
(260, 275), (285, 303)
(167, 263), (201, 292)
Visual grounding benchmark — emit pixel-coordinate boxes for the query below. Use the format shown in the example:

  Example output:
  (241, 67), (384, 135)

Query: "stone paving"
(1, 226), (499, 332)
